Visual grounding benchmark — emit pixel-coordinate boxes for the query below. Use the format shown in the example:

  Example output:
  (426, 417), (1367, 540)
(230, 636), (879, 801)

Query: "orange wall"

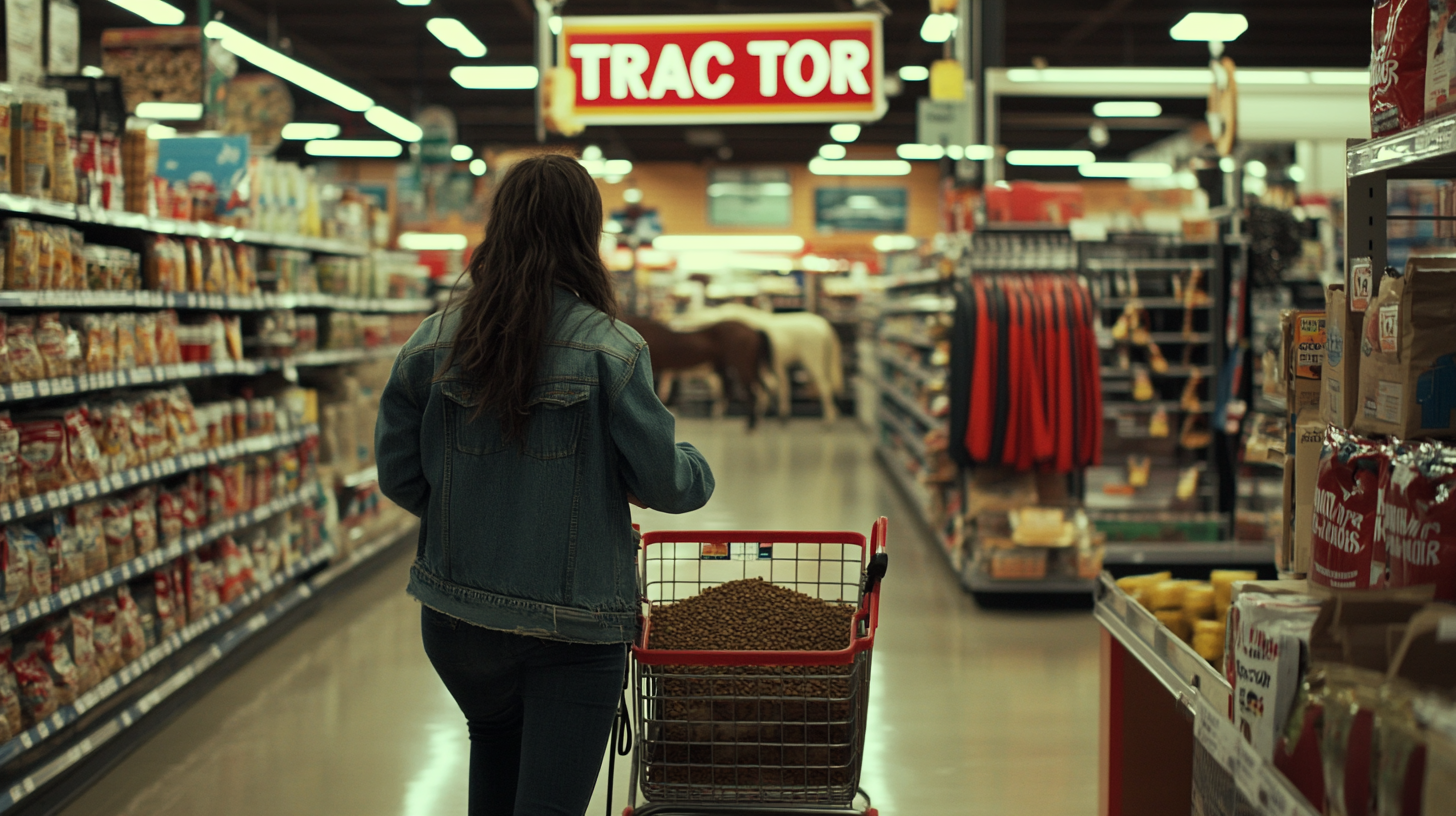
(596, 158), (942, 253)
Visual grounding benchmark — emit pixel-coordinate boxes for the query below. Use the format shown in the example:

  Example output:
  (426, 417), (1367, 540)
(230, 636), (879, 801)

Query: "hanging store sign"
(553, 13), (885, 126)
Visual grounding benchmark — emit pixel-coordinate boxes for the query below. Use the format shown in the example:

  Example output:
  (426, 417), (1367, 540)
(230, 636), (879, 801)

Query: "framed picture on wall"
(707, 168), (792, 227)
(814, 188), (907, 232)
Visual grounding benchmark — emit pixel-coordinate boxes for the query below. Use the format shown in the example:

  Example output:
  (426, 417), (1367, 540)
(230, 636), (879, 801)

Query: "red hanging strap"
(967, 277), (995, 463)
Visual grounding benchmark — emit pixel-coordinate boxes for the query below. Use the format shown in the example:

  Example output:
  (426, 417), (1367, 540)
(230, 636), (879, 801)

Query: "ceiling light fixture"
(1245, 159), (1268, 178)
(807, 158), (912, 176)
(469, 158), (487, 175)
(108, 0), (184, 25)
(81, 65), (105, 78)
(304, 139), (403, 158)
(135, 101), (203, 120)
(396, 0), (429, 6)
(872, 235), (918, 252)
(819, 144), (847, 160)
(450, 66), (540, 89)
(964, 145), (995, 160)
(549, 15), (563, 35)
(623, 188), (644, 204)
(1311, 71), (1370, 85)
(426, 18), (486, 58)
(205, 21), (374, 111)
(450, 144), (472, 161)
(399, 232), (469, 250)
(653, 235), (806, 252)
(920, 13), (958, 43)
(364, 106), (423, 142)
(581, 158), (633, 177)
(1005, 149), (1096, 166)
(897, 144), (945, 160)
(830, 124), (861, 143)
(1093, 101), (1162, 118)
(281, 123), (342, 140)
(898, 65), (930, 82)
(1078, 162), (1173, 179)
(146, 124), (178, 139)
(1169, 12), (1249, 43)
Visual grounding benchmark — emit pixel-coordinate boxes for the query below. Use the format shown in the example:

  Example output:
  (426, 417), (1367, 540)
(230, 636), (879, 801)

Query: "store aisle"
(59, 419), (1100, 816)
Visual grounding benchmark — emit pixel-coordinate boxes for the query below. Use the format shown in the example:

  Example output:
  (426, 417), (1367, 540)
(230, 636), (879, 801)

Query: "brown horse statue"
(620, 315), (772, 429)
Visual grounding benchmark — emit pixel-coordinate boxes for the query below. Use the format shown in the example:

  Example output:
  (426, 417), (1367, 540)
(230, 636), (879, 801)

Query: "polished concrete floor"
(59, 418), (1100, 816)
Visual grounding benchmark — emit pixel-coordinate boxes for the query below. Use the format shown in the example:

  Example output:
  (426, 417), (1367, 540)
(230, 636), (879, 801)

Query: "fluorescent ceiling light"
(1311, 71), (1370, 85)
(108, 0), (185, 25)
(1006, 68), (1210, 84)
(1169, 12), (1248, 42)
(450, 66), (539, 89)
(623, 187), (643, 203)
(364, 106), (422, 142)
(581, 158), (632, 177)
(653, 235), (806, 253)
(830, 124), (861, 143)
(819, 144), (847, 160)
(451, 144), (472, 161)
(946, 145), (964, 160)
(400, 232), (469, 250)
(397, 0), (429, 5)
(1245, 159), (1268, 178)
(898, 65), (930, 82)
(304, 139), (403, 158)
(920, 13), (958, 43)
(873, 234), (917, 252)
(146, 124), (178, 139)
(808, 158), (911, 176)
(1237, 70), (1309, 85)
(205, 21), (374, 112)
(469, 158), (487, 175)
(549, 15), (562, 35)
(426, 18), (486, 58)
(81, 65), (105, 78)
(1005, 149), (1095, 166)
(582, 144), (603, 161)
(1093, 101), (1162, 118)
(707, 182), (791, 197)
(135, 101), (203, 120)
(964, 145), (995, 160)
(281, 122), (341, 140)
(897, 143), (945, 160)
(1078, 162), (1173, 179)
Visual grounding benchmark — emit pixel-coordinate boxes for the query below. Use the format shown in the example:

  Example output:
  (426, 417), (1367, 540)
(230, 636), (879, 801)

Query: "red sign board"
(556, 13), (885, 125)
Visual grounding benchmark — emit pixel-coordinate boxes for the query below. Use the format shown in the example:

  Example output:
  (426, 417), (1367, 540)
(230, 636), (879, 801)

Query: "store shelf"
(1103, 400), (1215, 413)
(1085, 259), (1215, 272)
(1100, 365), (1214, 379)
(1094, 574), (1321, 816)
(880, 295), (954, 315)
(876, 380), (941, 428)
(0, 485), (317, 636)
(0, 290), (434, 313)
(1099, 297), (1212, 309)
(0, 360), (274, 405)
(1103, 540), (1276, 566)
(963, 571), (1096, 594)
(1347, 112), (1456, 179)
(879, 332), (936, 349)
(884, 270), (943, 290)
(290, 346), (402, 367)
(879, 352), (943, 386)
(878, 409), (928, 463)
(0, 516), (418, 813)
(0, 424), (317, 525)
(340, 465), (379, 488)
(0, 193), (370, 256)
(875, 444), (938, 534)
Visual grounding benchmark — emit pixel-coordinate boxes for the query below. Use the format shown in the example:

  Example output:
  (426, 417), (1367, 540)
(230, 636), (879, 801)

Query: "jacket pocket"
(441, 380), (589, 460)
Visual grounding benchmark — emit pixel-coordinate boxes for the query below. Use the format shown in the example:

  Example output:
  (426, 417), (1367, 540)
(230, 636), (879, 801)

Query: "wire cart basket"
(624, 518), (888, 816)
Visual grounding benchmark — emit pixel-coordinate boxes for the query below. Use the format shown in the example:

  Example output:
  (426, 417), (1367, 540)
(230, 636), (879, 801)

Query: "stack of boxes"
(1280, 310), (1325, 576)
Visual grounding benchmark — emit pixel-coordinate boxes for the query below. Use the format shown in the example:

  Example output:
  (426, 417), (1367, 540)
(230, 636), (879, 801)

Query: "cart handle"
(859, 516), (888, 643)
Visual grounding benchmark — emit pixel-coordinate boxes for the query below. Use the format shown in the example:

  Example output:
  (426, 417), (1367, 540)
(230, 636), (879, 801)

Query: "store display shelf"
(339, 465), (379, 488)
(0, 360), (276, 406)
(1085, 259), (1215, 272)
(1098, 297), (1212, 309)
(879, 332), (936, 349)
(880, 295), (954, 315)
(0, 485), (318, 637)
(0, 290), (434, 314)
(875, 444), (938, 534)
(0, 424), (317, 526)
(289, 346), (402, 367)
(878, 409), (928, 463)
(0, 516), (417, 812)
(963, 571), (1096, 594)
(1347, 113), (1456, 178)
(1103, 540), (1276, 566)
(878, 351), (942, 386)
(1094, 574), (1321, 816)
(885, 271), (943, 290)
(876, 380), (941, 428)
(1104, 400), (1215, 413)
(0, 194), (370, 257)
(1100, 365), (1214, 379)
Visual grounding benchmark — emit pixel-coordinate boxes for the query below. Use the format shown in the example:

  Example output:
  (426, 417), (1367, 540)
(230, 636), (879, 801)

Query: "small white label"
(1378, 380), (1403, 423)
(10, 383), (34, 400)
(1378, 304), (1400, 353)
(1351, 257), (1373, 312)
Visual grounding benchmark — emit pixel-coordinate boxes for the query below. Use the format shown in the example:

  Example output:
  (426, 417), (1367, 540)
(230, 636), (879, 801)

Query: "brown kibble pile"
(648, 578), (855, 652)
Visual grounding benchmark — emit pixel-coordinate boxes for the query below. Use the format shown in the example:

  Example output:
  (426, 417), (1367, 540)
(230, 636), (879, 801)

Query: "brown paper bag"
(1353, 255), (1456, 438)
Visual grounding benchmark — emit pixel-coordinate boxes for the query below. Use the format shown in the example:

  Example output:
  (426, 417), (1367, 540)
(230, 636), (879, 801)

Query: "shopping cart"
(622, 517), (888, 816)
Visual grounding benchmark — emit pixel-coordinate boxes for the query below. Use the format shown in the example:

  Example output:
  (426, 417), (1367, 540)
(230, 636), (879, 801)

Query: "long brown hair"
(437, 153), (618, 440)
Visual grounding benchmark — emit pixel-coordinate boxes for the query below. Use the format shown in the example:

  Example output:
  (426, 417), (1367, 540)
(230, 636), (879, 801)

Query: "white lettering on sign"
(611, 43), (651, 99)
(689, 41), (734, 99)
(570, 43), (612, 100)
(831, 39), (871, 94)
(649, 43), (694, 99)
(747, 39), (789, 96)
(785, 39), (830, 97)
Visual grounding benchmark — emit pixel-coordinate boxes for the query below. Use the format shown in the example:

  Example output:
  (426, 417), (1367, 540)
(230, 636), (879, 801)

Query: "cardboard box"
(1322, 285), (1362, 428)
(1282, 409), (1325, 574)
(1353, 254), (1456, 438)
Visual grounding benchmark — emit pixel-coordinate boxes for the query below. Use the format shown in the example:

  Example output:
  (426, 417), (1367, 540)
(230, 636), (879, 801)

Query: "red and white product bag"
(1373, 0), (1430, 136)
(1310, 427), (1386, 589)
(1381, 441), (1456, 599)
(1226, 592), (1323, 761)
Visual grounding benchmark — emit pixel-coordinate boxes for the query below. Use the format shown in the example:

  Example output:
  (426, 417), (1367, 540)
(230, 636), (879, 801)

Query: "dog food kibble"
(648, 578), (854, 652)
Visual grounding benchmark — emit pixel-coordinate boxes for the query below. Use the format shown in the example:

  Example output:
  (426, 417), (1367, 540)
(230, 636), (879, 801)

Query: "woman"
(375, 153), (714, 816)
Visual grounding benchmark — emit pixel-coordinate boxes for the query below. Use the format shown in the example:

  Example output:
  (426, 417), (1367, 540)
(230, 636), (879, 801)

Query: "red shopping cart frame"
(632, 517), (887, 668)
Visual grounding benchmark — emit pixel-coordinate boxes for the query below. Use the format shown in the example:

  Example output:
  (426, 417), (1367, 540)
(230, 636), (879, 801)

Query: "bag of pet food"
(8, 525), (49, 604)
(11, 643), (57, 726)
(34, 312), (69, 379)
(90, 597), (121, 677)
(0, 412), (20, 502)
(130, 486), (158, 556)
(0, 639), (24, 739)
(156, 487), (184, 547)
(1381, 442), (1456, 599)
(67, 607), (98, 694)
(36, 621), (80, 705)
(114, 585), (146, 662)
(1227, 592), (1324, 760)
(0, 527), (27, 611)
(114, 313), (136, 372)
(101, 498), (134, 566)
(153, 570), (176, 640)
(63, 406), (103, 483)
(1373, 0), (1429, 136)
(6, 315), (45, 382)
(1311, 427), (1387, 589)
(38, 512), (82, 591)
(18, 418), (72, 494)
(68, 502), (108, 578)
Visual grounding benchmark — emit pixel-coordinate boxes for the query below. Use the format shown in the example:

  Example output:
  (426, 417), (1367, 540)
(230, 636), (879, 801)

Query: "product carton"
(1429, 1), (1456, 119)
(1322, 285), (1362, 428)
(1281, 310), (1324, 421)
(1352, 254), (1456, 438)
(1281, 409), (1325, 574)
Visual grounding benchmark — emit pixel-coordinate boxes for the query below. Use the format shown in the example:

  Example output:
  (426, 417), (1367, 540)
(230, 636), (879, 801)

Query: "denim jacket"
(375, 289), (714, 643)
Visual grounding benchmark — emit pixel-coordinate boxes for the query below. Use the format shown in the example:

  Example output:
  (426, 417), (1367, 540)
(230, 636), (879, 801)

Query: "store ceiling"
(75, 0), (1373, 165)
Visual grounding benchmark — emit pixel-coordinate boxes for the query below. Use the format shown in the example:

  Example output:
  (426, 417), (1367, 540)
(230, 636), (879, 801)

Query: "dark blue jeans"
(421, 606), (627, 816)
